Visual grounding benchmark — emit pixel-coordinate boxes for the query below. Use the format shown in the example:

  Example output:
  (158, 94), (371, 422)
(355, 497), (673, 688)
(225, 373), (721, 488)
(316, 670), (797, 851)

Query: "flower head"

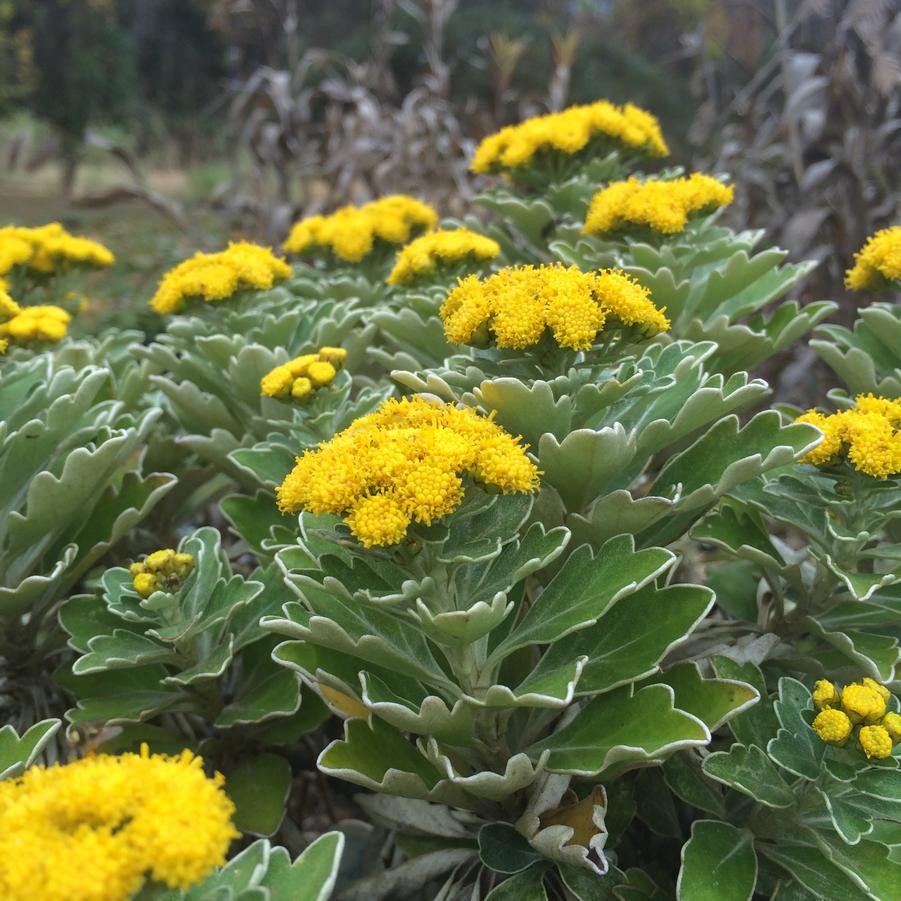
(129, 549), (194, 597)
(842, 681), (888, 724)
(845, 226), (901, 291)
(813, 708), (852, 744)
(440, 263), (668, 351)
(387, 228), (501, 285)
(812, 679), (840, 710)
(882, 711), (901, 744)
(0, 223), (113, 278)
(150, 242), (291, 314)
(0, 304), (71, 345)
(471, 100), (668, 175)
(283, 196), (438, 263)
(859, 725), (893, 759)
(276, 396), (539, 547)
(584, 174), (733, 237)
(796, 395), (901, 478)
(260, 346), (346, 400)
(0, 745), (238, 900)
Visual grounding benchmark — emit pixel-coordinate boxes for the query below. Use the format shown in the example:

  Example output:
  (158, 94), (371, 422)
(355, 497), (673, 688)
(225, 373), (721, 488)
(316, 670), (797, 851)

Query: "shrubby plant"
(0, 97), (898, 900)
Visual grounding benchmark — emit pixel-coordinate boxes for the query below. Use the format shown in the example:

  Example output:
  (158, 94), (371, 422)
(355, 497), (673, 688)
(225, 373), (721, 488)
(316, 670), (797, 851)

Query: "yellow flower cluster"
(0, 289), (21, 353)
(0, 304), (71, 345)
(0, 745), (238, 900)
(845, 226), (901, 291)
(0, 223), (114, 279)
(276, 396), (539, 547)
(440, 263), (669, 351)
(471, 100), (668, 175)
(283, 196), (438, 263)
(150, 242), (292, 314)
(261, 346), (347, 401)
(129, 548), (194, 598)
(812, 678), (900, 759)
(583, 174), (734, 237)
(387, 228), (501, 285)
(796, 394), (901, 478)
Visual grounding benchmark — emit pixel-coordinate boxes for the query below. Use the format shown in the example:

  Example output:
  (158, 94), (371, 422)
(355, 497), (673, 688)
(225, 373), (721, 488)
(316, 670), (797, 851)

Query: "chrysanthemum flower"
(0, 223), (114, 278)
(440, 263), (668, 351)
(129, 549), (194, 598)
(845, 226), (901, 291)
(812, 708), (852, 744)
(812, 679), (840, 710)
(387, 228), (500, 285)
(260, 346), (347, 400)
(283, 196), (438, 263)
(0, 745), (238, 900)
(584, 174), (733, 237)
(859, 725), (893, 759)
(276, 396), (539, 547)
(796, 394), (901, 478)
(0, 303), (71, 345)
(471, 100), (668, 175)
(150, 242), (291, 314)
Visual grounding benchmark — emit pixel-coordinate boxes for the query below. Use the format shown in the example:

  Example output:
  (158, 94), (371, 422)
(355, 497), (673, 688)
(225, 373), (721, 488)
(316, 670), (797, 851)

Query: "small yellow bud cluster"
(260, 346), (348, 401)
(150, 242), (292, 314)
(283, 196), (438, 263)
(0, 744), (238, 900)
(471, 99), (668, 175)
(0, 304), (71, 345)
(276, 396), (540, 547)
(129, 549), (194, 598)
(0, 223), (114, 280)
(796, 394), (901, 479)
(845, 226), (901, 291)
(583, 174), (734, 237)
(812, 678), (899, 759)
(0, 288), (21, 353)
(440, 263), (669, 351)
(387, 228), (501, 286)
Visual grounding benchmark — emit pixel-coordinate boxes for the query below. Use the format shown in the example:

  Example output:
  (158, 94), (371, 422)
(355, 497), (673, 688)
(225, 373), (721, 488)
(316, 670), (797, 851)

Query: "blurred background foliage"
(0, 0), (898, 348)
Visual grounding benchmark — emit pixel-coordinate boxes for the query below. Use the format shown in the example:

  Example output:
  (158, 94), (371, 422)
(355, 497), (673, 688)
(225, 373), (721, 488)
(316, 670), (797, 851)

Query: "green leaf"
(72, 630), (177, 674)
(489, 537), (674, 663)
(260, 832), (345, 901)
(711, 657), (778, 747)
(225, 753), (292, 837)
(0, 719), (60, 780)
(528, 685), (709, 778)
(702, 744), (795, 808)
(478, 823), (543, 875)
(817, 834), (901, 901)
(520, 583), (713, 697)
(230, 443), (296, 490)
(440, 493), (533, 564)
(758, 844), (872, 901)
(484, 867), (549, 900)
(678, 820), (757, 901)
(647, 662), (759, 731)
(766, 678), (825, 780)
(662, 752), (726, 818)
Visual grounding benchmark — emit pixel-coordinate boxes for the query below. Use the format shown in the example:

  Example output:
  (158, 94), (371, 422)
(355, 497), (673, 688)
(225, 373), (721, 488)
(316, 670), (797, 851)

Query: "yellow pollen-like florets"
(882, 711), (901, 743)
(845, 226), (901, 290)
(283, 196), (438, 263)
(858, 725), (893, 759)
(0, 303), (71, 345)
(812, 679), (840, 710)
(0, 745), (238, 900)
(812, 708), (852, 744)
(129, 549), (194, 598)
(841, 682), (888, 724)
(584, 174), (734, 237)
(440, 263), (668, 351)
(260, 346), (347, 401)
(470, 99), (668, 175)
(0, 223), (114, 279)
(276, 396), (539, 547)
(387, 228), (501, 285)
(150, 242), (291, 314)
(796, 395), (901, 479)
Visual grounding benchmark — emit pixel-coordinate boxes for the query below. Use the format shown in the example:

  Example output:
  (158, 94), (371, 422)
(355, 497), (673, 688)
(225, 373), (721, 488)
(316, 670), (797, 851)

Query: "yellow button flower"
(812, 679), (840, 710)
(387, 228), (501, 285)
(859, 724), (893, 759)
(812, 708), (852, 744)
(842, 682), (887, 724)
(845, 226), (901, 291)
(260, 347), (346, 401)
(0, 223), (113, 279)
(129, 549), (194, 597)
(276, 396), (539, 547)
(882, 711), (901, 744)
